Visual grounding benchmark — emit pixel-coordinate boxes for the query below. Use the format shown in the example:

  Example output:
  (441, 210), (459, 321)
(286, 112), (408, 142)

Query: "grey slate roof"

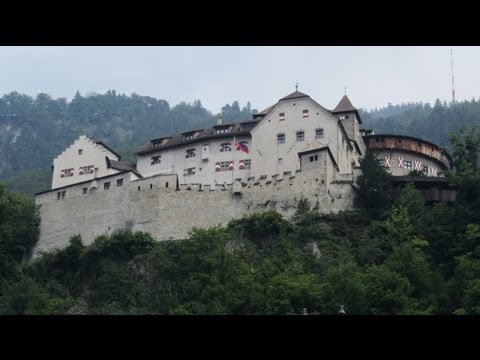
(106, 158), (142, 178)
(331, 95), (362, 124)
(332, 95), (357, 113)
(253, 104), (276, 118)
(94, 140), (122, 159)
(136, 120), (260, 156)
(279, 91), (310, 101)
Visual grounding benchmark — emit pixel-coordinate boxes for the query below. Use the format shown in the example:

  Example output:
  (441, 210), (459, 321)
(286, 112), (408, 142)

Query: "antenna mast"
(451, 49), (456, 103)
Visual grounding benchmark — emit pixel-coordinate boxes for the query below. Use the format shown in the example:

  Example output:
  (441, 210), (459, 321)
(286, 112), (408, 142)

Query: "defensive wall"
(34, 154), (356, 256)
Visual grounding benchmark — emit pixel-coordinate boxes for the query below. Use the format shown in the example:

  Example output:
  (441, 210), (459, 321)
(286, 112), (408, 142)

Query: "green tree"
(353, 151), (392, 215)
(448, 126), (480, 229)
(0, 182), (40, 293)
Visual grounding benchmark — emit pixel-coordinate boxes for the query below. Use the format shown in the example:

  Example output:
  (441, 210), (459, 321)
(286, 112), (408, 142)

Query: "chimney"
(216, 114), (223, 126)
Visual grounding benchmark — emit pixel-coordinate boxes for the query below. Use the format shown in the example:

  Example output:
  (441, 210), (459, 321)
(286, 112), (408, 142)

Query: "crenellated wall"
(33, 155), (355, 256)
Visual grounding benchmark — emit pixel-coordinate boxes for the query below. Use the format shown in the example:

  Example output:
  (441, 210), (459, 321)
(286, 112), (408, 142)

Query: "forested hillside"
(360, 98), (480, 150)
(0, 91), (256, 194)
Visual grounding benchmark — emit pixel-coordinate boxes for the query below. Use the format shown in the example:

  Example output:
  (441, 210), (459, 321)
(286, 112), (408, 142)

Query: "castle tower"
(331, 95), (365, 155)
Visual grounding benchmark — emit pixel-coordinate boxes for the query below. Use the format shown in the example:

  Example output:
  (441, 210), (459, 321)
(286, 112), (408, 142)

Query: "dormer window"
(183, 133), (194, 141)
(220, 143), (232, 152)
(152, 140), (164, 148)
(186, 148), (196, 158)
(215, 126), (230, 134)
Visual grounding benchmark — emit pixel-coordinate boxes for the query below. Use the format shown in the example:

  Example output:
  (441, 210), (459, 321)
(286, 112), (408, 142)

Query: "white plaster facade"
(136, 135), (252, 187)
(250, 94), (356, 179)
(52, 135), (123, 189)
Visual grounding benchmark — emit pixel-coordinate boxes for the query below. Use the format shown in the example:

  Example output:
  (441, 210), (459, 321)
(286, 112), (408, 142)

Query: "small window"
(151, 156), (161, 165)
(309, 156), (314, 162)
(138, 186), (141, 191)
(278, 158), (283, 165)
(57, 192), (61, 200)
(216, 161), (233, 172)
(60, 168), (74, 177)
(378, 159), (385, 167)
(315, 129), (324, 139)
(183, 133), (194, 141)
(79, 165), (94, 175)
(152, 140), (162, 148)
(165, 182), (169, 188)
(404, 160), (412, 169)
(184, 167), (196, 176)
(61, 191), (66, 199)
(150, 184), (153, 189)
(296, 131), (305, 142)
(83, 187), (88, 194)
(104, 182), (110, 190)
(422, 165), (428, 176)
(215, 126), (230, 134)
(220, 143), (232, 152)
(339, 115), (345, 120)
(78, 149), (83, 155)
(309, 155), (319, 162)
(302, 109), (309, 118)
(279, 112), (285, 121)
(244, 159), (251, 169)
(186, 148), (196, 158)
(117, 178), (123, 187)
(277, 134), (285, 144)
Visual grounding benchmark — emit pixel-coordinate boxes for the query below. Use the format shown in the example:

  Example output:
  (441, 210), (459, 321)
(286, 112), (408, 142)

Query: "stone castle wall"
(34, 160), (355, 256)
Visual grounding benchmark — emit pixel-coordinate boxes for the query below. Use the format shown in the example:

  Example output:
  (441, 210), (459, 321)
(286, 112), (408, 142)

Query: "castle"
(33, 90), (454, 255)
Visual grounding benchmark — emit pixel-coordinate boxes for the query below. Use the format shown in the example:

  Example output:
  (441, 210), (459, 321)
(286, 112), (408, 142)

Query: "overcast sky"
(0, 46), (476, 113)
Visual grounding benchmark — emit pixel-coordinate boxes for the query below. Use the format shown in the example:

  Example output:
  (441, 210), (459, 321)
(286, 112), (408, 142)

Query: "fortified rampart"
(34, 159), (356, 256)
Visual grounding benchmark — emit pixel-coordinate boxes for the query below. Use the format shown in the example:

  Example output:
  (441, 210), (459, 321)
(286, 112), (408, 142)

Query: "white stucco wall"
(250, 97), (352, 179)
(136, 136), (252, 186)
(52, 135), (121, 189)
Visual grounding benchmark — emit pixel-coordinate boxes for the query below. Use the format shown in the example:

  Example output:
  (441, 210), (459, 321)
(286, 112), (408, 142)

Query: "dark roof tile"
(279, 91), (309, 101)
(136, 120), (260, 156)
(332, 95), (357, 113)
(106, 158), (141, 177)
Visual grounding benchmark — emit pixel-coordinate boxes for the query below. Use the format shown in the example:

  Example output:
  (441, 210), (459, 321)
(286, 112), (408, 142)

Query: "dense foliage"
(360, 98), (480, 150)
(1, 123), (480, 315)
